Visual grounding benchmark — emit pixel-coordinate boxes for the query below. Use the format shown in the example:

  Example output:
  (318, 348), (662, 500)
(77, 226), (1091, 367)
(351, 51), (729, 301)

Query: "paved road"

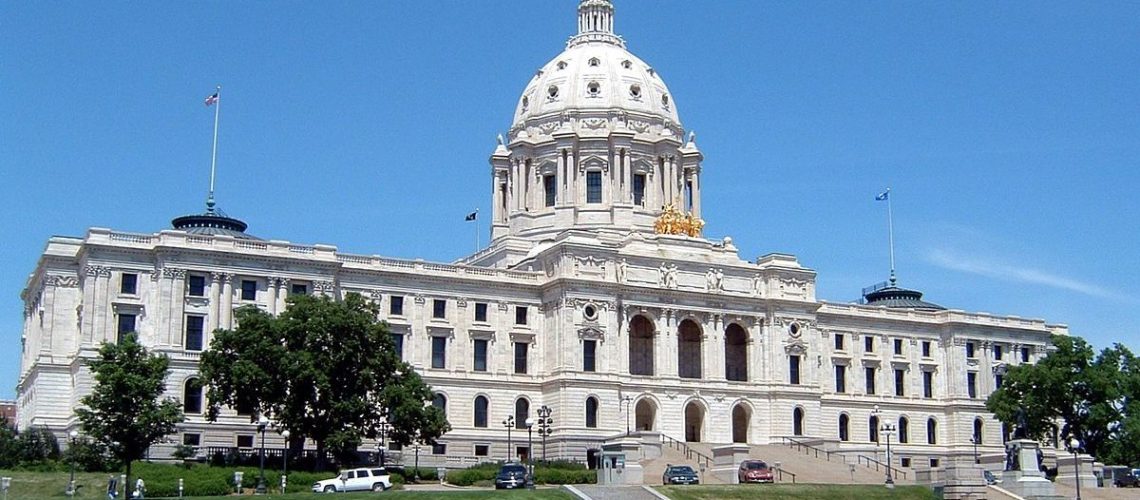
(571, 485), (664, 500)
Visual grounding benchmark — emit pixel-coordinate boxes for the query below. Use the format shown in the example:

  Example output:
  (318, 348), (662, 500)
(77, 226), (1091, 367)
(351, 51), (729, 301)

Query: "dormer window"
(548, 85), (559, 99)
(629, 84), (641, 98)
(521, 96), (529, 111)
(588, 57), (600, 67)
(662, 94), (670, 107)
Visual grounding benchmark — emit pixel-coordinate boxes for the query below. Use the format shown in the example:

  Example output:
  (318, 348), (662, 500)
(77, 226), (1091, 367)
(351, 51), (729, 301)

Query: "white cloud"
(926, 249), (1130, 302)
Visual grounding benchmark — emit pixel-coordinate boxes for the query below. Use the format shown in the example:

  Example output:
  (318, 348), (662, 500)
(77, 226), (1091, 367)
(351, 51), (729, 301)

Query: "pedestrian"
(106, 475), (118, 499)
(133, 477), (146, 499)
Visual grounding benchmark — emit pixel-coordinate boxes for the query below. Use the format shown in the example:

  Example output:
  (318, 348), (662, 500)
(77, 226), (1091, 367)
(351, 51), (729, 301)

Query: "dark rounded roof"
(863, 285), (945, 311)
(171, 212), (260, 240)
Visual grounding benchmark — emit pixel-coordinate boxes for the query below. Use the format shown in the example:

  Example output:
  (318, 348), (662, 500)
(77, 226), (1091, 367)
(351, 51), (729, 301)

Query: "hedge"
(445, 461), (594, 486)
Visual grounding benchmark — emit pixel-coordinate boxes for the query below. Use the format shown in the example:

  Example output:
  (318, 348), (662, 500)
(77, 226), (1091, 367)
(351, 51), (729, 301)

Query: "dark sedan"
(662, 464), (700, 485)
(495, 463), (529, 489)
(1115, 474), (1139, 488)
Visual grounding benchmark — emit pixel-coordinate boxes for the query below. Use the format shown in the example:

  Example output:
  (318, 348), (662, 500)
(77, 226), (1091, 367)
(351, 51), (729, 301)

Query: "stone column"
(220, 273), (234, 329)
(266, 278), (278, 315)
(276, 278), (290, 314)
(208, 273), (222, 334)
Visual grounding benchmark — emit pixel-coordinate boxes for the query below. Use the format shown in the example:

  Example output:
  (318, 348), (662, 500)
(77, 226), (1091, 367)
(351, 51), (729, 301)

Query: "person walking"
(106, 475), (118, 499)
(132, 477), (146, 499)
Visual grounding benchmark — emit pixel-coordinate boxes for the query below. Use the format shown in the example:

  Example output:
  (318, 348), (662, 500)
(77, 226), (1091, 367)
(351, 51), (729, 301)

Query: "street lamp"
(377, 422), (391, 468)
(970, 436), (980, 464)
(1069, 438), (1082, 500)
(536, 406), (554, 463)
(281, 429), (291, 494)
(620, 396), (633, 435)
(67, 430), (78, 497)
(502, 415), (515, 462)
(880, 422), (897, 488)
(256, 416), (269, 494)
(525, 417), (536, 489)
(413, 443), (421, 483)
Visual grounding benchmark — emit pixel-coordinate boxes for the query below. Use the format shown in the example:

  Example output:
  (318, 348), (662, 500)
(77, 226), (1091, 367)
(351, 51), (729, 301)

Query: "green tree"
(18, 426), (61, 464)
(75, 333), (184, 490)
(0, 416), (19, 469)
(201, 293), (449, 470)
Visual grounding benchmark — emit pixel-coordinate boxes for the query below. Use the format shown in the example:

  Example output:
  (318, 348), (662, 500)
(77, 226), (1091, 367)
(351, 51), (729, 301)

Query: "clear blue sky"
(2, 1), (1138, 399)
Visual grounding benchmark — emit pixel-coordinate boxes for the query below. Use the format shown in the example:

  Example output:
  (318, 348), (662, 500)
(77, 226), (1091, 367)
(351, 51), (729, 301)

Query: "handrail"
(780, 436), (837, 463)
(856, 454), (908, 480)
(660, 434), (712, 470)
(774, 467), (797, 484)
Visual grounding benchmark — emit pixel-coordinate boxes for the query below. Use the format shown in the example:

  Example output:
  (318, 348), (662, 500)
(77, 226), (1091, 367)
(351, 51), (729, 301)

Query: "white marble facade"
(17, 0), (1064, 469)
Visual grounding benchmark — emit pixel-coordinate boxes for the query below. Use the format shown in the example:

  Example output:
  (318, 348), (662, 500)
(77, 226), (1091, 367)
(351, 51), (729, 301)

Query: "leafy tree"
(201, 293), (449, 470)
(0, 416), (19, 469)
(75, 333), (184, 490)
(17, 426), (60, 464)
(63, 437), (119, 472)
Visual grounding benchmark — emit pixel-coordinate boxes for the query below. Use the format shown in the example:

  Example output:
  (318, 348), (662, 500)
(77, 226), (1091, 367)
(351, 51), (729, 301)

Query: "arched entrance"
(634, 398), (656, 431)
(684, 401), (705, 442)
(724, 324), (748, 381)
(629, 316), (655, 376)
(678, 320), (702, 379)
(731, 404), (751, 443)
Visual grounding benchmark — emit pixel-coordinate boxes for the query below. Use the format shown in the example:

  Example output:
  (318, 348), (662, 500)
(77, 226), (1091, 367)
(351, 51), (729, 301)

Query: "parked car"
(983, 470), (1002, 485)
(738, 460), (775, 483)
(311, 467), (392, 493)
(494, 463), (530, 489)
(1115, 473), (1139, 488)
(662, 464), (700, 485)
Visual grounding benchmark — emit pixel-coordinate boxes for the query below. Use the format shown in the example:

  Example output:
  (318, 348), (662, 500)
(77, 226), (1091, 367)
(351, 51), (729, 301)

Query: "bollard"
(120, 474), (126, 498)
(2, 476), (11, 500)
(178, 478), (184, 498)
(280, 474), (287, 494)
(233, 471), (244, 494)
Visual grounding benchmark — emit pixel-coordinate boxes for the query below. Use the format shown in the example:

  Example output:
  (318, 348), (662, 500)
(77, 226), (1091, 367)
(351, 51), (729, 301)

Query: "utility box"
(597, 452), (627, 485)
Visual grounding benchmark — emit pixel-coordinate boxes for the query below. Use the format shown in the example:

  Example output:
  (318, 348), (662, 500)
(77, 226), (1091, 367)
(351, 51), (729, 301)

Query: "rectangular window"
(995, 373), (1004, 389)
(514, 306), (527, 325)
(923, 371), (933, 398)
(240, 280), (257, 301)
(994, 345), (1003, 361)
(182, 433), (201, 446)
(185, 315), (205, 351)
(432, 299), (446, 319)
(544, 175), (556, 207)
(632, 174), (646, 206)
(901, 457), (912, 468)
(117, 313), (136, 343)
(1021, 347), (1030, 363)
(922, 341), (932, 358)
(474, 445), (489, 457)
(390, 333), (404, 360)
(895, 369), (905, 397)
(930, 459), (940, 468)
(474, 302), (488, 322)
(685, 180), (694, 211)
(789, 355), (801, 385)
(893, 339), (903, 356)
(586, 171), (602, 203)
(187, 275), (206, 297)
(120, 273), (138, 295)
(864, 336), (874, 353)
(390, 296), (404, 316)
(432, 443), (446, 455)
(834, 333), (845, 351)
(514, 342), (528, 374)
(865, 367), (876, 394)
(236, 435), (254, 448)
(583, 340), (597, 372)
(966, 342), (976, 359)
(835, 365), (846, 393)
(473, 339), (488, 372)
(431, 336), (446, 369)
(968, 372), (977, 399)
(291, 283), (308, 295)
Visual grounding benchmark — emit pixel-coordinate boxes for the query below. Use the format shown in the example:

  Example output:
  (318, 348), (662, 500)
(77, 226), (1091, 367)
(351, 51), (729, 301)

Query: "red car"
(738, 460), (775, 483)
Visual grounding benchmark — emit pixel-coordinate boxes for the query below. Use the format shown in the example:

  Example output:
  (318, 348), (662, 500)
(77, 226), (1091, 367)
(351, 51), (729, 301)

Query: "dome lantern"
(569, 0), (623, 48)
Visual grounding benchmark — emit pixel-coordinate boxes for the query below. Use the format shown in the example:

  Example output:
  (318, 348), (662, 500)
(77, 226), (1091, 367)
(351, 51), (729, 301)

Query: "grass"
(655, 484), (938, 500)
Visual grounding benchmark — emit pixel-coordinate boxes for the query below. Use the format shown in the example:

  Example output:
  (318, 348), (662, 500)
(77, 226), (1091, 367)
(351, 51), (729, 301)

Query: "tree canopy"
(200, 293), (449, 468)
(986, 334), (1140, 466)
(75, 333), (184, 489)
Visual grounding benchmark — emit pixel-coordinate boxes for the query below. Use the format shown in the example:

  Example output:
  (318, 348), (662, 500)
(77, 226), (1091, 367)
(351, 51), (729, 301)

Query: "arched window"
(839, 414), (850, 442)
(474, 396), (489, 428)
(869, 415), (880, 443)
(927, 418), (937, 445)
(183, 378), (202, 414)
(898, 417), (909, 444)
(515, 398), (530, 429)
(677, 320), (702, 379)
(585, 397), (599, 428)
(432, 393), (447, 417)
(724, 324), (748, 382)
(793, 407), (804, 436)
(629, 316), (655, 376)
(973, 418), (984, 445)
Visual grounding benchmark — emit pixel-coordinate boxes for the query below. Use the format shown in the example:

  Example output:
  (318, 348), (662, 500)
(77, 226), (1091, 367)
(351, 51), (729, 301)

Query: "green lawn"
(655, 484), (938, 500)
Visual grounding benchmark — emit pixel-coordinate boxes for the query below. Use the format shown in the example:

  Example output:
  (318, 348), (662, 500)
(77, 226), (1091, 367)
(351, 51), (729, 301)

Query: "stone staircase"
(639, 437), (727, 485)
(679, 440), (896, 485)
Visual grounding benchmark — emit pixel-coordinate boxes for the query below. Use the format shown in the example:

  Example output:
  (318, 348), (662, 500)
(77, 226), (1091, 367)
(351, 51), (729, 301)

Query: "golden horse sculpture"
(654, 204), (704, 237)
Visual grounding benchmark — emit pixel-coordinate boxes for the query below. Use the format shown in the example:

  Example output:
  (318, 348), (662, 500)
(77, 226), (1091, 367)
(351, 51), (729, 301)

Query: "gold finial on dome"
(654, 204), (704, 237)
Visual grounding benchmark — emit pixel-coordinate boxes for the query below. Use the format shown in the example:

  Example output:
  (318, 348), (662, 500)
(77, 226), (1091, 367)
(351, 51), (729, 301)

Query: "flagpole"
(885, 188), (896, 285)
(474, 208), (480, 252)
(207, 85), (221, 213)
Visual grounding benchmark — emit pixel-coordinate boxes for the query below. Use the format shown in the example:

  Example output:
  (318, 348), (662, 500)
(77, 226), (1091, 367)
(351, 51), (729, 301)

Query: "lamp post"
(67, 430), (78, 497)
(620, 396), (633, 435)
(413, 443), (421, 483)
(880, 422), (897, 488)
(281, 429), (290, 494)
(256, 416), (269, 494)
(525, 417), (536, 489)
(1069, 438), (1082, 500)
(502, 415), (515, 461)
(970, 436), (980, 464)
(536, 406), (553, 463)
(377, 422), (391, 468)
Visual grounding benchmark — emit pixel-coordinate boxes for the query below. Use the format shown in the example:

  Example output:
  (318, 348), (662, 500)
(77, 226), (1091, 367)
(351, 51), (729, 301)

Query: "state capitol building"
(16, 0), (1063, 470)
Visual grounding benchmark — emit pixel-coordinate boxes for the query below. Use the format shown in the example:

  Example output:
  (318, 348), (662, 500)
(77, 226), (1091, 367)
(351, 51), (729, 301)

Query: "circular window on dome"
(548, 85), (559, 99)
(629, 84), (642, 98)
(521, 96), (529, 111)
(621, 60), (632, 69)
(583, 304), (598, 321)
(557, 61), (567, 70)
(587, 81), (601, 96)
(588, 57), (600, 67)
(661, 94), (670, 107)
(788, 322), (801, 337)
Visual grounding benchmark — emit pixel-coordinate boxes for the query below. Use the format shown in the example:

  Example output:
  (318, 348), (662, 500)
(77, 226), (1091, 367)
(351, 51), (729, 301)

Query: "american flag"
(204, 92), (219, 107)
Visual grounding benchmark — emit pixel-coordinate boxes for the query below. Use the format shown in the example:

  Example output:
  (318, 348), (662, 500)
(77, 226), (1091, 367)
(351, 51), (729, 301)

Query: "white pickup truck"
(311, 467), (393, 493)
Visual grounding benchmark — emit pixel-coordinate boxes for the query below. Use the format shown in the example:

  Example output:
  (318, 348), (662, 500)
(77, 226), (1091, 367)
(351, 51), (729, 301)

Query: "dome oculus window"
(588, 57), (600, 67)
(557, 61), (567, 70)
(521, 96), (529, 111)
(621, 60), (632, 69)
(587, 81), (601, 96)
(788, 322), (801, 337)
(629, 84), (642, 98)
(661, 94), (670, 107)
(583, 304), (598, 321)
(548, 85), (559, 99)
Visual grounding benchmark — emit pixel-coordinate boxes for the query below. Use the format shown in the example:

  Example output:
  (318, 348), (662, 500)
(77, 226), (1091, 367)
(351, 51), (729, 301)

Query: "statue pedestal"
(1055, 453), (1097, 490)
(1000, 440), (1064, 500)
(710, 444), (750, 484)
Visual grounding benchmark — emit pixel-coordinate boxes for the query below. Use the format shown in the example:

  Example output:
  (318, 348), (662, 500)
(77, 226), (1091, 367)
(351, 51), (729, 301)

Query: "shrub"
(18, 426), (60, 464)
(63, 437), (119, 472)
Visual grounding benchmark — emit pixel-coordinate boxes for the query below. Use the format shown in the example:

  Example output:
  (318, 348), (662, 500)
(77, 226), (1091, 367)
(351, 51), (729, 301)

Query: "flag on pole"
(875, 189), (890, 201)
(204, 92), (219, 107)
(464, 210), (478, 221)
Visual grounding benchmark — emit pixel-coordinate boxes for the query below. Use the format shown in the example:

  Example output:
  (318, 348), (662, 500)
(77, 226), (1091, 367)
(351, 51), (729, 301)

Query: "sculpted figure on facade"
(665, 264), (678, 289)
(616, 258), (627, 283)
